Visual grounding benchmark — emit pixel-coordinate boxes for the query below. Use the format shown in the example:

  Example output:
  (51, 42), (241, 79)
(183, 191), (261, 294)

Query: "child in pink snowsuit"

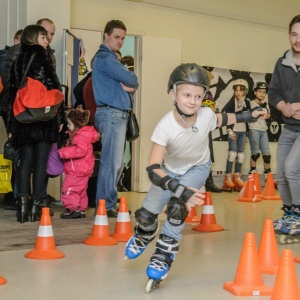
(58, 105), (100, 219)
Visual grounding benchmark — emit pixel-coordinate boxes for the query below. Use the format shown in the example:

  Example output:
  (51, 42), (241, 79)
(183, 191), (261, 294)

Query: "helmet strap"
(174, 101), (195, 118)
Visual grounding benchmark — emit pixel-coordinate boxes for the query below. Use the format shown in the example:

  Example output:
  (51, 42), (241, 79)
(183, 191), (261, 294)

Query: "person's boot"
(17, 196), (29, 223)
(31, 198), (43, 222)
(205, 171), (222, 193)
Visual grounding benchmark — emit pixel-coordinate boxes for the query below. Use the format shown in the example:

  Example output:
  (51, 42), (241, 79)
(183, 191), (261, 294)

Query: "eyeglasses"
(290, 32), (300, 39)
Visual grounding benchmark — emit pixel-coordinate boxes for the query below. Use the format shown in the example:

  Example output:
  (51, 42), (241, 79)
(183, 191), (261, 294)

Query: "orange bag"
(13, 77), (64, 123)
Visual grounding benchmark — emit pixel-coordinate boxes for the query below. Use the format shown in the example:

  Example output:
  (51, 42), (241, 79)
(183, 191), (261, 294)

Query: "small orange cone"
(83, 199), (118, 246)
(253, 171), (263, 199)
(25, 207), (65, 259)
(111, 197), (133, 242)
(271, 249), (300, 300)
(261, 173), (281, 200)
(223, 232), (273, 296)
(193, 192), (224, 232)
(185, 205), (200, 223)
(238, 174), (261, 202)
(258, 219), (280, 274)
(0, 276), (7, 285)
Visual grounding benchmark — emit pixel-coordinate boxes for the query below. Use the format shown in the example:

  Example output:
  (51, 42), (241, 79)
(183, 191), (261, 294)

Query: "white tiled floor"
(1, 191), (300, 300)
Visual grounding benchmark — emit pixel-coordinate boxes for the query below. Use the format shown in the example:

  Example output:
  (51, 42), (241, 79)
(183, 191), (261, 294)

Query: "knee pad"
(263, 155), (271, 164)
(237, 152), (245, 164)
(166, 197), (188, 226)
(228, 151), (237, 162)
(156, 234), (179, 254)
(135, 207), (158, 230)
(251, 153), (260, 162)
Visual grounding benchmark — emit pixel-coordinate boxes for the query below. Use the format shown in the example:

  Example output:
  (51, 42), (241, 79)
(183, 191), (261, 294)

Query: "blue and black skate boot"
(279, 206), (300, 244)
(146, 234), (179, 281)
(125, 225), (159, 260)
(273, 205), (291, 236)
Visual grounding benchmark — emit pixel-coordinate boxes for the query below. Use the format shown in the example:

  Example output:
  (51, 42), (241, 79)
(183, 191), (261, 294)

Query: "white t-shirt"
(151, 107), (217, 175)
(248, 100), (268, 131)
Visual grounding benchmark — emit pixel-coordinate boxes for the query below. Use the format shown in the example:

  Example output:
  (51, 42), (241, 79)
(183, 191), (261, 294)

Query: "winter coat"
(8, 43), (64, 145)
(58, 126), (100, 177)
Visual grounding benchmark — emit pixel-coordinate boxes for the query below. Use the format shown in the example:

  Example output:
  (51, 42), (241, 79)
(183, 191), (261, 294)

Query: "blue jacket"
(92, 44), (138, 110)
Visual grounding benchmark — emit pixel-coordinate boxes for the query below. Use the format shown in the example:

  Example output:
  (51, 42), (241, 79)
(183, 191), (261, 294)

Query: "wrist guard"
(235, 106), (263, 123)
(167, 179), (194, 203)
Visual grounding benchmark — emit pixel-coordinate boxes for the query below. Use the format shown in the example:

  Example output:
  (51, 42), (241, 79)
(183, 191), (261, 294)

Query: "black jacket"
(8, 43), (64, 145)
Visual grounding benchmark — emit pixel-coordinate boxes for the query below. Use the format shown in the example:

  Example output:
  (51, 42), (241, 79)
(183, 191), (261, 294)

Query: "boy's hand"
(185, 188), (205, 211)
(251, 107), (267, 119)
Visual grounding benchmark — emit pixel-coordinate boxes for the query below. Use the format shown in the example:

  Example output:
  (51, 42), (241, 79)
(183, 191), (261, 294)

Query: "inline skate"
(145, 234), (178, 293)
(222, 173), (235, 192)
(278, 206), (300, 244)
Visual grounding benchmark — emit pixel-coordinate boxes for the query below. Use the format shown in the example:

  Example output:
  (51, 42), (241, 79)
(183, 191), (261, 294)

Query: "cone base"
(238, 197), (262, 202)
(261, 196), (281, 200)
(261, 265), (279, 275)
(193, 223), (224, 232)
(0, 276), (7, 285)
(185, 216), (201, 223)
(83, 236), (118, 246)
(223, 281), (273, 296)
(25, 249), (65, 260)
(111, 232), (133, 242)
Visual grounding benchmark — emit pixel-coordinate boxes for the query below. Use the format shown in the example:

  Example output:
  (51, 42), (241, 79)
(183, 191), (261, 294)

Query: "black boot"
(31, 199), (43, 222)
(17, 196), (29, 223)
(205, 171), (222, 193)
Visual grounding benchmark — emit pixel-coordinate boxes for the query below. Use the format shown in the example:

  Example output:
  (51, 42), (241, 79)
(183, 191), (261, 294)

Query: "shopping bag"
(46, 143), (64, 177)
(0, 154), (13, 193)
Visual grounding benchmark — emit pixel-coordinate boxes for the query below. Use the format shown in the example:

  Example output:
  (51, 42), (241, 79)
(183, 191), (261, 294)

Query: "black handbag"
(3, 139), (19, 162)
(126, 93), (139, 142)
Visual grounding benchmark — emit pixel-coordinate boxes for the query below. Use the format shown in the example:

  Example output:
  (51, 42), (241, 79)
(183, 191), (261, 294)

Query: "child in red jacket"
(58, 105), (100, 219)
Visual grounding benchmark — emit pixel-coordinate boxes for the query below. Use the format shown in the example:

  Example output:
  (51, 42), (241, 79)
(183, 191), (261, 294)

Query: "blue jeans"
(142, 161), (211, 241)
(277, 127), (300, 207)
(225, 131), (246, 173)
(94, 106), (129, 211)
(248, 129), (270, 155)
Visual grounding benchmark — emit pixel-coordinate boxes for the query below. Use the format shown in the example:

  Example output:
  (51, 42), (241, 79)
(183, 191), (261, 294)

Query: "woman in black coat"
(7, 25), (64, 223)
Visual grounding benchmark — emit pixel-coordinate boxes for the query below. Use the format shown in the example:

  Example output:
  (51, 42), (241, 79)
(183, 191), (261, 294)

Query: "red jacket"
(58, 126), (100, 177)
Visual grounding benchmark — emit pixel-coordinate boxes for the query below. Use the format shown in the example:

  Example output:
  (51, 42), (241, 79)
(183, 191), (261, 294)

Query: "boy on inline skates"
(124, 63), (267, 293)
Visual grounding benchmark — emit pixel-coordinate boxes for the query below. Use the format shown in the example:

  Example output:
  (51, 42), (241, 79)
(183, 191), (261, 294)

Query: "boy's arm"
(216, 107), (267, 127)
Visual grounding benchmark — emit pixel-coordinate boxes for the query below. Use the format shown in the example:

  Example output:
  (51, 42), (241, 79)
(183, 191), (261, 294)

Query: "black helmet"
(167, 63), (210, 93)
(253, 81), (269, 93)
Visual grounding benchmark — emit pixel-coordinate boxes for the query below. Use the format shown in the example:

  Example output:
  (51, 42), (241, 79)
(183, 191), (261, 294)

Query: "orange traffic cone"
(258, 219), (280, 274)
(253, 171), (263, 199)
(0, 275), (7, 285)
(25, 207), (65, 259)
(261, 173), (281, 200)
(193, 192), (224, 232)
(83, 199), (118, 246)
(271, 249), (300, 300)
(111, 197), (133, 242)
(223, 232), (273, 296)
(238, 174), (261, 202)
(185, 205), (201, 223)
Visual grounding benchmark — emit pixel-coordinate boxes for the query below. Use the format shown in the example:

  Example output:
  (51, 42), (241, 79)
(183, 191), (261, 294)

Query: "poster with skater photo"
(203, 66), (283, 142)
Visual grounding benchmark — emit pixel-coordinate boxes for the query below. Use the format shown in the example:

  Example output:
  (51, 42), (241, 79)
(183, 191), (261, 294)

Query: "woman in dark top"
(7, 25), (64, 223)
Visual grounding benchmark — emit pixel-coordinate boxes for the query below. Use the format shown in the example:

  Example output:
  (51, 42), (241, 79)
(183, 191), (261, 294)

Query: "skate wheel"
(279, 234), (287, 245)
(124, 255), (129, 260)
(145, 278), (160, 294)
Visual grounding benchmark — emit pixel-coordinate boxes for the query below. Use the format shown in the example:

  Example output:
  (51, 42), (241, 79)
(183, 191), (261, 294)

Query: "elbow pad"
(236, 106), (263, 123)
(167, 179), (194, 203)
(146, 164), (171, 190)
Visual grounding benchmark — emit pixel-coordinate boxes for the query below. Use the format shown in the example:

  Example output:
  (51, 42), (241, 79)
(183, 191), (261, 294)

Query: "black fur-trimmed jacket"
(8, 43), (64, 145)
